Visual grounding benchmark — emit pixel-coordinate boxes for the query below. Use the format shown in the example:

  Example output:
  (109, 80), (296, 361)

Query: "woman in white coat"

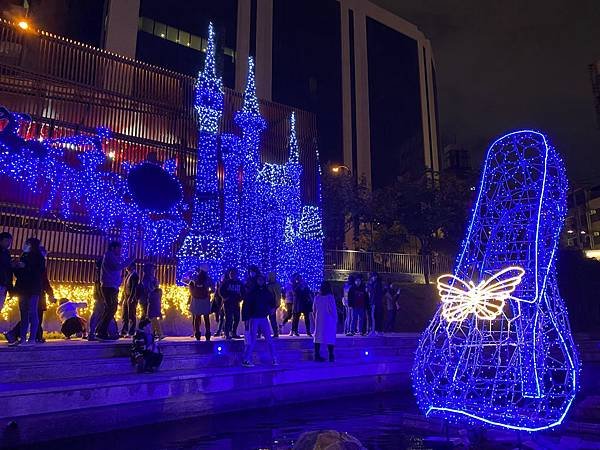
(313, 281), (338, 362)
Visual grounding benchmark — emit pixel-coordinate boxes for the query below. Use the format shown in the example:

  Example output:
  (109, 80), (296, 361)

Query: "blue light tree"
(297, 205), (324, 290)
(412, 130), (580, 431)
(176, 22), (224, 279)
(235, 57), (267, 270)
(221, 133), (242, 271)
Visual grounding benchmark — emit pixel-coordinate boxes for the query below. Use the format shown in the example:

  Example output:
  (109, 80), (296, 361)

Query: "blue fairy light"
(412, 130), (580, 432)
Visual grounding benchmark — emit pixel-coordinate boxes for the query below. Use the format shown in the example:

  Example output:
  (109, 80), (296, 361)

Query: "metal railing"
(324, 250), (454, 278)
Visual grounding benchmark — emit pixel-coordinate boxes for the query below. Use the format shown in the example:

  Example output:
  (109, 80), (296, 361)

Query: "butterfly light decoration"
(437, 266), (525, 323)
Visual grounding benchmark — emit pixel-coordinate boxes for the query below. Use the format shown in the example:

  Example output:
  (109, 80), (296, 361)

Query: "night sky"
(372, 0), (600, 185)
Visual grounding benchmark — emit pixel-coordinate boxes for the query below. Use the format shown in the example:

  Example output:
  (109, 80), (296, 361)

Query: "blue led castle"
(176, 23), (324, 287)
(412, 130), (579, 431)
(0, 23), (323, 288)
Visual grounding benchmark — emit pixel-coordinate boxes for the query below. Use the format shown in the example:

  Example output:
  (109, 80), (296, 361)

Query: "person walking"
(0, 232), (13, 313)
(219, 268), (243, 340)
(188, 267), (213, 341)
(313, 281), (337, 362)
(347, 275), (368, 336)
(140, 263), (164, 340)
(291, 275), (313, 337)
(367, 272), (384, 336)
(96, 241), (134, 341)
(4, 246), (54, 344)
(241, 274), (278, 367)
(120, 262), (140, 337)
(11, 238), (46, 346)
(266, 272), (281, 338)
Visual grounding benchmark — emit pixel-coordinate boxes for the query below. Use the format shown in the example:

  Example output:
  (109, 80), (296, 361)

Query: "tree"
(321, 165), (370, 249)
(369, 171), (472, 283)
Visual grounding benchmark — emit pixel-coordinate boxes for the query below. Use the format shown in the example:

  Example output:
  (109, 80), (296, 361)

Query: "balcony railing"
(324, 250), (453, 278)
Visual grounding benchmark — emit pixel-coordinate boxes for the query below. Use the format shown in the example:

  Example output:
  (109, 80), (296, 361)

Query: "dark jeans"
(96, 287), (119, 338)
(121, 298), (138, 335)
(224, 301), (240, 337)
(314, 343), (335, 361)
(268, 312), (278, 336)
(193, 314), (211, 338)
(385, 309), (396, 332)
(281, 303), (293, 325)
(292, 312), (311, 335)
(9, 302), (44, 341)
(18, 295), (40, 343)
(215, 309), (225, 335)
(351, 307), (366, 334)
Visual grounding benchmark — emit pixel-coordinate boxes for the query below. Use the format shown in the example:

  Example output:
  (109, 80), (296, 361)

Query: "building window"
(179, 30), (191, 47)
(140, 17), (154, 34)
(153, 21), (166, 39)
(166, 26), (178, 43)
(137, 17), (235, 60)
(190, 34), (202, 51)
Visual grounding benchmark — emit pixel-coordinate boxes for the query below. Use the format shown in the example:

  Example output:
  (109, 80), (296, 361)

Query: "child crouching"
(131, 318), (163, 373)
(56, 298), (88, 339)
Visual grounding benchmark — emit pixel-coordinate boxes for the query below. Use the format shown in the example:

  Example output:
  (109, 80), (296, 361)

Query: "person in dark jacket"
(219, 268), (244, 340)
(87, 258), (104, 341)
(4, 246), (54, 344)
(12, 237), (46, 346)
(211, 275), (226, 337)
(188, 267), (213, 341)
(266, 272), (282, 337)
(291, 275), (313, 337)
(120, 262), (140, 337)
(347, 275), (369, 336)
(130, 318), (163, 373)
(96, 241), (134, 341)
(0, 232), (13, 312)
(241, 274), (278, 367)
(367, 272), (385, 335)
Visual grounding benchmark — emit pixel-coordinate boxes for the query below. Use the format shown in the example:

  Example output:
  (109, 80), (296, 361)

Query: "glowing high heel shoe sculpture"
(412, 130), (580, 431)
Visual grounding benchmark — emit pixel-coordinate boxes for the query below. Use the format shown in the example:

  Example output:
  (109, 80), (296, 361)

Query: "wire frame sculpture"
(412, 130), (580, 431)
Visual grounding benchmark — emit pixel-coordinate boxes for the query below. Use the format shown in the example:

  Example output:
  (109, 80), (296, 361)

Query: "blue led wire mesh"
(412, 130), (580, 431)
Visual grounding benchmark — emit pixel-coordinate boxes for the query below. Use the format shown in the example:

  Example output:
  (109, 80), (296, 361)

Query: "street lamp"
(331, 164), (350, 175)
(17, 20), (29, 31)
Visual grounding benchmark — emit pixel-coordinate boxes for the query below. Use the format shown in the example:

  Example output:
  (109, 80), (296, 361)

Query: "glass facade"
(136, 0), (238, 86)
(367, 18), (423, 189)
(272, 0), (343, 166)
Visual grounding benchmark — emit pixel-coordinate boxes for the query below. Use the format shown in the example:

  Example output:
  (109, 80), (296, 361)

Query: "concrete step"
(0, 334), (420, 363)
(0, 344), (405, 383)
(0, 355), (411, 420)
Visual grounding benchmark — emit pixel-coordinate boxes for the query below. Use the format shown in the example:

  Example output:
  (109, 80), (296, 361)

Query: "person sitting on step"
(56, 298), (88, 339)
(131, 318), (163, 373)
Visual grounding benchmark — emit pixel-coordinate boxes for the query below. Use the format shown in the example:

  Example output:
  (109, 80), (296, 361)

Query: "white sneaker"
(242, 360), (255, 368)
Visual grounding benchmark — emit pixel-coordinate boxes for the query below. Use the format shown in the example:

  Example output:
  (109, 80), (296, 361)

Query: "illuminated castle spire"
(194, 22), (224, 133)
(236, 57), (267, 268)
(177, 22), (224, 280)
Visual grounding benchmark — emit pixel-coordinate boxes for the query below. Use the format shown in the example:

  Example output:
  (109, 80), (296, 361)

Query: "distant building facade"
(591, 60), (600, 129)
(564, 185), (600, 251)
(442, 144), (472, 178)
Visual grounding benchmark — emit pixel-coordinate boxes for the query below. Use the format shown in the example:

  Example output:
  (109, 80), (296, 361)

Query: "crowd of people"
(0, 232), (403, 367)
